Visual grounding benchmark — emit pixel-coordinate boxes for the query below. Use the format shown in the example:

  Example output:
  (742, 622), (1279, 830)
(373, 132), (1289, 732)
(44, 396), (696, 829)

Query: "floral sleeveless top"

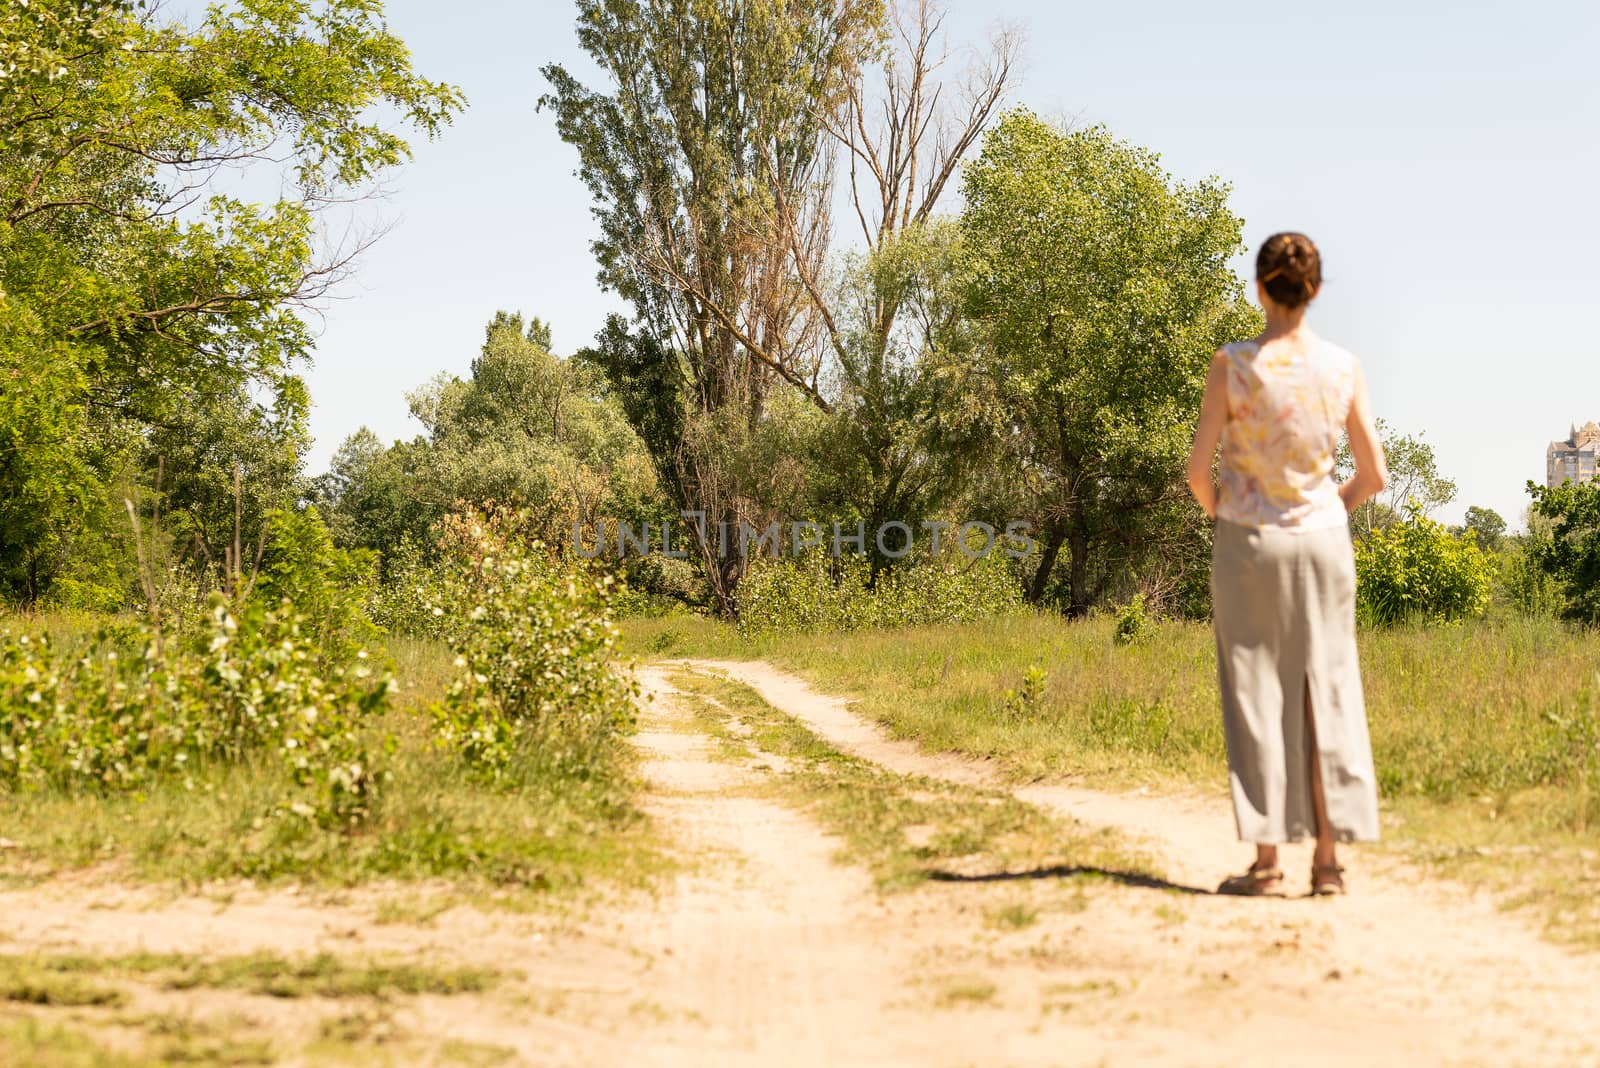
(1216, 338), (1356, 531)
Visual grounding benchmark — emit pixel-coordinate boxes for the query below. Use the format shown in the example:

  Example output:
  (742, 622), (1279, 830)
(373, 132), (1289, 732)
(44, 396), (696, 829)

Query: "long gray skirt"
(1211, 519), (1380, 844)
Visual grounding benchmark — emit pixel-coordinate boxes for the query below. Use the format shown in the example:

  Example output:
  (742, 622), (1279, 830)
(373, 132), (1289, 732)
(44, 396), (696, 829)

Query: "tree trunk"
(1026, 526), (1065, 605)
(1067, 527), (1090, 619)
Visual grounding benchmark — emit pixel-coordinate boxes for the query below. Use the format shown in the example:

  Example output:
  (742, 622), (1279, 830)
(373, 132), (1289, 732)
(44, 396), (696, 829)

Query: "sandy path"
(667, 658), (1600, 1067)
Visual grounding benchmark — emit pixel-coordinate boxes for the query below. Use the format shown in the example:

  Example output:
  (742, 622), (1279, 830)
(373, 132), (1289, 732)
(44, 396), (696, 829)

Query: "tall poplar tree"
(540, 0), (884, 614)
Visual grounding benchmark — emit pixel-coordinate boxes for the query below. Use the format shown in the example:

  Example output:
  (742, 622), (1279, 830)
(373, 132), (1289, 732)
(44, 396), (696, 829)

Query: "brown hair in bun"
(1255, 232), (1321, 308)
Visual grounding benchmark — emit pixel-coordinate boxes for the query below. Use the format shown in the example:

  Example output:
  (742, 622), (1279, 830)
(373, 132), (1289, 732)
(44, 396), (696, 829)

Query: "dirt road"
(3, 659), (1597, 1066)
(629, 659), (1600, 1068)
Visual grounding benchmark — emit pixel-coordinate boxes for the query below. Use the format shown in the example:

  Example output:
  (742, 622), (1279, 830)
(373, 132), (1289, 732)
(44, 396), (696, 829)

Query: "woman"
(1186, 232), (1388, 897)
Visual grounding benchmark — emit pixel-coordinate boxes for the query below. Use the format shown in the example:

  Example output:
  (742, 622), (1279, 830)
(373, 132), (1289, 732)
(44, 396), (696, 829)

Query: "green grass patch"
(0, 636), (666, 896)
(664, 670), (1155, 892)
(985, 902), (1039, 930)
(1, 1006), (279, 1067)
(934, 977), (998, 1007)
(0, 964), (125, 1008)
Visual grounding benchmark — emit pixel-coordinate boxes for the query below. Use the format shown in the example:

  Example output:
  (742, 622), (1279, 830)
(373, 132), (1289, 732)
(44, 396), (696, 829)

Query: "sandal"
(1217, 862), (1285, 897)
(1311, 864), (1346, 896)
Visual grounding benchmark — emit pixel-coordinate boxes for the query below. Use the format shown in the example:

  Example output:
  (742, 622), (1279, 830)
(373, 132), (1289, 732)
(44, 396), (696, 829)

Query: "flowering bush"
(0, 596), (392, 829)
(2, 505), (394, 830)
(431, 508), (637, 781)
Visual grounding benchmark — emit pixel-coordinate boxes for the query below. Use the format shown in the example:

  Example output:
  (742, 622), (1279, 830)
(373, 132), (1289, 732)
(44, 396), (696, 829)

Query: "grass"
(627, 610), (1600, 945)
(985, 903), (1039, 930)
(934, 977), (998, 1007)
(0, 950), (501, 1067)
(0, 964), (126, 1008)
(0, 635), (665, 896)
(0, 950), (496, 1001)
(0, 1017), (162, 1068)
(663, 669), (1154, 891)
(371, 893), (456, 927)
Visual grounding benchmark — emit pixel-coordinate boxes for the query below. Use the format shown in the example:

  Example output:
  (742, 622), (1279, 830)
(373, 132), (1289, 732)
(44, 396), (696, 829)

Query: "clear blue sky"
(291, 0), (1597, 529)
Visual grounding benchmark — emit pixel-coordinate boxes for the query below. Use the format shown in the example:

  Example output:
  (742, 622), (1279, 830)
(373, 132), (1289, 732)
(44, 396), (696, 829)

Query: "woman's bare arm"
(1340, 359), (1389, 512)
(1186, 350), (1230, 519)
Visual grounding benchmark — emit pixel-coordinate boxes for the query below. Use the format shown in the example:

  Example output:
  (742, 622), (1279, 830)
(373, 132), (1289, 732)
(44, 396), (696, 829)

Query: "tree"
(799, 1), (1019, 549)
(319, 313), (660, 566)
(0, 0), (463, 602)
(312, 429), (435, 567)
(146, 378), (310, 576)
(957, 111), (1260, 616)
(540, 0), (884, 614)
(1335, 419), (1456, 537)
(1462, 505), (1506, 552)
(1526, 479), (1600, 624)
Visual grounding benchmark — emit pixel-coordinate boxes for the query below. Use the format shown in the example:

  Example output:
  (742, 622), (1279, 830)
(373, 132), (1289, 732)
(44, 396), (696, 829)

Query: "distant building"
(1547, 422), (1600, 487)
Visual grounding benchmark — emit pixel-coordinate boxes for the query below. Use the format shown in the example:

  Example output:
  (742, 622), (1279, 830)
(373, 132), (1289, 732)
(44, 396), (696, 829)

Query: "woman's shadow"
(926, 864), (1213, 896)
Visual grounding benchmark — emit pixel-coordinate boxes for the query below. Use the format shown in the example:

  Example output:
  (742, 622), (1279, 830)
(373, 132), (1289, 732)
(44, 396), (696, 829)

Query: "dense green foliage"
(430, 508), (637, 781)
(957, 111), (1261, 616)
(1526, 479), (1600, 624)
(0, 501), (651, 885)
(735, 548), (1024, 636)
(0, 0), (461, 604)
(0, 556), (392, 831)
(1354, 505), (1494, 625)
(318, 312), (661, 569)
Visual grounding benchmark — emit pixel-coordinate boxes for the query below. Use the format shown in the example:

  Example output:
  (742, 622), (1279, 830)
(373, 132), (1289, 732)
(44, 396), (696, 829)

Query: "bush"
(1526, 479), (1600, 624)
(367, 536), (450, 640)
(0, 597), (392, 829)
(1496, 538), (1562, 619)
(0, 506), (395, 830)
(1354, 506), (1494, 626)
(430, 508), (636, 781)
(1114, 593), (1152, 645)
(253, 506), (381, 665)
(736, 548), (1025, 636)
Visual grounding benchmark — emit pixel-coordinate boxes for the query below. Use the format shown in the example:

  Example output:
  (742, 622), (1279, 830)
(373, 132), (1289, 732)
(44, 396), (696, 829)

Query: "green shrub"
(1526, 479), (1600, 624)
(1354, 506), (1494, 626)
(736, 547), (1025, 636)
(367, 536), (449, 640)
(0, 598), (391, 829)
(253, 506), (381, 665)
(430, 508), (636, 781)
(1496, 538), (1562, 619)
(1, 507), (394, 830)
(1000, 664), (1049, 719)
(1114, 593), (1152, 645)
